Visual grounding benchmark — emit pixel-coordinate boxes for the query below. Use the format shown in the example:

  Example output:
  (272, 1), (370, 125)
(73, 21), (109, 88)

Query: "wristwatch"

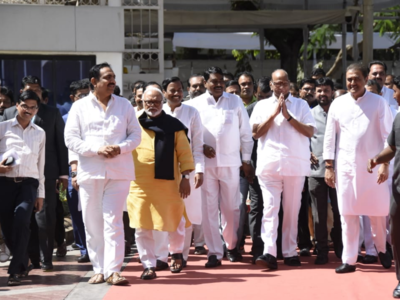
(182, 174), (190, 179)
(71, 171), (78, 178)
(242, 160), (251, 165)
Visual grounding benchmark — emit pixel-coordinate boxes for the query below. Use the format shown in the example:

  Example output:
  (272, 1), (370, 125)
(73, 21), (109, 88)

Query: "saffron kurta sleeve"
(127, 129), (195, 232)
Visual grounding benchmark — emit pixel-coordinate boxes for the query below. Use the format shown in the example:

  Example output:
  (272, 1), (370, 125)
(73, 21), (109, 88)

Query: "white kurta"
(382, 86), (398, 111)
(186, 90), (253, 167)
(323, 91), (393, 216)
(163, 103), (204, 224)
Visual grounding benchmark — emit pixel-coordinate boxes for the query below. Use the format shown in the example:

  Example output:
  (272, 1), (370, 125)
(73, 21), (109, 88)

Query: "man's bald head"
(271, 69), (289, 82)
(270, 69), (290, 98)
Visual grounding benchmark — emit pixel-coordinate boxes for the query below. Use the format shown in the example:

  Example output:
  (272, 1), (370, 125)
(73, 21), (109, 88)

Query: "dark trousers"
(297, 179), (313, 250)
(0, 177), (38, 274)
(29, 179), (57, 264)
(308, 177), (342, 254)
(390, 192), (400, 281)
(55, 197), (65, 246)
(238, 176), (250, 250)
(67, 176), (87, 255)
(247, 176), (264, 257)
(123, 212), (134, 248)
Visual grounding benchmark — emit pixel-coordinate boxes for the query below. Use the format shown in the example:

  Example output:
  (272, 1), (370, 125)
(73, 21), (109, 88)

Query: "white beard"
(145, 109), (161, 117)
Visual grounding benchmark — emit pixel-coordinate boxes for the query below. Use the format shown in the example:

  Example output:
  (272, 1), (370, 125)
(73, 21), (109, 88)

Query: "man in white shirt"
(0, 90), (45, 286)
(324, 63), (393, 274)
(64, 62), (142, 285)
(368, 60), (398, 110)
(250, 69), (316, 269)
(152, 76), (205, 269)
(187, 66), (254, 267)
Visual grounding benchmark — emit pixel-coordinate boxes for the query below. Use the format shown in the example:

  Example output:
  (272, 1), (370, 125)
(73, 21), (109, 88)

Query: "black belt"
(2, 177), (30, 183)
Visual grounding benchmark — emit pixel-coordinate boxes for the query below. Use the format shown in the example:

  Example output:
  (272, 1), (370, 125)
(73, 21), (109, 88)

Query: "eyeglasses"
(143, 100), (163, 106)
(302, 88), (316, 92)
(20, 104), (38, 111)
(76, 93), (89, 99)
(271, 81), (289, 88)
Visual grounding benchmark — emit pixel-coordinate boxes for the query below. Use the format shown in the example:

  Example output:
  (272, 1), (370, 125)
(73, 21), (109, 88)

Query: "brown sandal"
(105, 272), (129, 285)
(170, 253), (183, 273)
(88, 273), (105, 284)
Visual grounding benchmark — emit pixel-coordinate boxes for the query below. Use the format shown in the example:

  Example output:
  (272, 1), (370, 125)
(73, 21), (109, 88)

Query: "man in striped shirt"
(0, 90), (45, 286)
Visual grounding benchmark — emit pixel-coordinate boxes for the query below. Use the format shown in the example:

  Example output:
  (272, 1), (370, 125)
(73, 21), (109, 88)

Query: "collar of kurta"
(272, 94), (293, 103)
(138, 110), (188, 180)
(90, 92), (115, 107)
(350, 89), (368, 102)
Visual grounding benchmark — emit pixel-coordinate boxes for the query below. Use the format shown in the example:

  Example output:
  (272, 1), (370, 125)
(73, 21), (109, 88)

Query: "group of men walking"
(1, 60), (400, 298)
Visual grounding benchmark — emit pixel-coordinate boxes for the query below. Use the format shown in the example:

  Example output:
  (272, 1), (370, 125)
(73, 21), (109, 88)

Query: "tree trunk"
(264, 28), (304, 82)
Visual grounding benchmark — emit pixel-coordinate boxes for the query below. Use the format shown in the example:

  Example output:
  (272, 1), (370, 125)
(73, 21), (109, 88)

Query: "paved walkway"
(0, 241), (398, 300)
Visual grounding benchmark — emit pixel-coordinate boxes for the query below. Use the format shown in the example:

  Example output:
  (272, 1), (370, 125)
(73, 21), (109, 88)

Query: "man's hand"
(56, 178), (69, 193)
(72, 177), (79, 191)
(180, 177), (191, 199)
(34, 198), (44, 212)
(281, 94), (290, 120)
(272, 94), (283, 118)
(97, 145), (121, 158)
(242, 163), (255, 185)
(310, 153), (319, 165)
(194, 173), (204, 189)
(367, 158), (377, 173)
(203, 144), (216, 159)
(377, 163), (389, 184)
(0, 159), (12, 173)
(325, 168), (336, 188)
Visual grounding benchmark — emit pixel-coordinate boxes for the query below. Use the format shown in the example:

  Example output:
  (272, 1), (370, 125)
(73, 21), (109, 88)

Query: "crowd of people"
(1, 60), (400, 297)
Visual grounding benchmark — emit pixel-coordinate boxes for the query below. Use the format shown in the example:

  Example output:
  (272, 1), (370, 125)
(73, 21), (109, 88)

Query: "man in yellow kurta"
(127, 87), (194, 280)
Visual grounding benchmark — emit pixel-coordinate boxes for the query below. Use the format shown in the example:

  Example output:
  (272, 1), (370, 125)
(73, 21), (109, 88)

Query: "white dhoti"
(258, 173), (305, 258)
(141, 217), (186, 269)
(342, 215), (386, 265)
(202, 166), (240, 260)
(79, 179), (130, 278)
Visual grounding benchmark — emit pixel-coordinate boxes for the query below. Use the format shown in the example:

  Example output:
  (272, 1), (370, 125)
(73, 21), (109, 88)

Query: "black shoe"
(155, 259), (169, 271)
(315, 254), (329, 265)
(357, 254), (364, 263)
(393, 282), (400, 298)
(284, 256), (301, 266)
(194, 246), (207, 255)
(20, 264), (34, 278)
(140, 267), (156, 280)
(7, 274), (21, 286)
(255, 254), (278, 270)
(387, 242), (394, 260)
(299, 248), (311, 257)
(71, 242), (80, 250)
(205, 255), (221, 268)
(56, 242), (67, 258)
(335, 263), (356, 274)
(378, 251), (392, 269)
(226, 248), (243, 262)
(362, 255), (378, 264)
(77, 254), (90, 263)
(41, 263), (54, 272)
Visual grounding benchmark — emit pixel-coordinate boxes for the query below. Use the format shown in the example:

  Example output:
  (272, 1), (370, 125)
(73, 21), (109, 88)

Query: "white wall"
(0, 5), (124, 52)
(95, 52), (123, 90)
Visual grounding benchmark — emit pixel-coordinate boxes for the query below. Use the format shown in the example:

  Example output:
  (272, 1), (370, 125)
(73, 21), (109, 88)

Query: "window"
(0, 55), (95, 107)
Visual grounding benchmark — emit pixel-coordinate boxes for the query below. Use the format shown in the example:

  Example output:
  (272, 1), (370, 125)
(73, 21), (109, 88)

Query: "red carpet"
(104, 242), (396, 300)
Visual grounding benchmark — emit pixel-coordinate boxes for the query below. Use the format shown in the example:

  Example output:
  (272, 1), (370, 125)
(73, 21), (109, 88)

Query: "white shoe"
(0, 243), (11, 262)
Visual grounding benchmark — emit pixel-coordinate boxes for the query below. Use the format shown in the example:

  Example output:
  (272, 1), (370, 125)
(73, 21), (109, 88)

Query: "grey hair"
(143, 86), (165, 101)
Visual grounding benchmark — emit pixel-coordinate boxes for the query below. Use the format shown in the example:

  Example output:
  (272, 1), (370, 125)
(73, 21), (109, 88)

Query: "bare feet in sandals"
(88, 273), (105, 284)
(170, 253), (183, 273)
